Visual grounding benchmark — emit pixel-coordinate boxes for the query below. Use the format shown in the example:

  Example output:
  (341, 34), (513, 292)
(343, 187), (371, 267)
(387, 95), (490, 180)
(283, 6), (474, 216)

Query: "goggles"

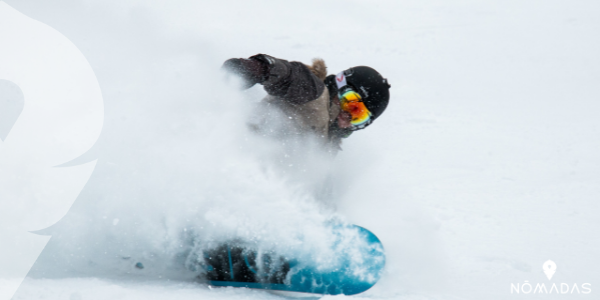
(335, 72), (372, 130)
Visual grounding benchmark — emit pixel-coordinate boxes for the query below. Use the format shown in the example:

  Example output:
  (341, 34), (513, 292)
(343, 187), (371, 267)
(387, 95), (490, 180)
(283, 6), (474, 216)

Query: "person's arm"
(222, 54), (325, 105)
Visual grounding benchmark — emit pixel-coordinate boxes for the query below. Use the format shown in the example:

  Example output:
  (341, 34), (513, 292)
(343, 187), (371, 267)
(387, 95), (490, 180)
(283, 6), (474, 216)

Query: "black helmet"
(325, 66), (391, 123)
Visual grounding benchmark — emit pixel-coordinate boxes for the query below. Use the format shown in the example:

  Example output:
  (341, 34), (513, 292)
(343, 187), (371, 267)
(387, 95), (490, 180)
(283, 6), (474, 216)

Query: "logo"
(0, 80), (23, 141)
(335, 71), (348, 89)
(359, 86), (369, 98)
(543, 260), (557, 280)
(0, 2), (103, 299)
(510, 260), (591, 295)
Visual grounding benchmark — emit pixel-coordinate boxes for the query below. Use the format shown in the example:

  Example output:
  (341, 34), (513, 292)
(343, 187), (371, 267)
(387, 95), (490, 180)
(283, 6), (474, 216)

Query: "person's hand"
(221, 57), (266, 89)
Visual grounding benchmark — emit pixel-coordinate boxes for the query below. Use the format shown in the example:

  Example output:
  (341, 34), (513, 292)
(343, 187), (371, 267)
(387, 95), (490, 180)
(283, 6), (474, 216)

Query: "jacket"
(250, 54), (344, 151)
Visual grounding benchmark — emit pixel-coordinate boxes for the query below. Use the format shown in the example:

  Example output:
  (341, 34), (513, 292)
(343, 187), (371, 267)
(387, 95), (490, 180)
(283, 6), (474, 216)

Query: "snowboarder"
(222, 54), (391, 152)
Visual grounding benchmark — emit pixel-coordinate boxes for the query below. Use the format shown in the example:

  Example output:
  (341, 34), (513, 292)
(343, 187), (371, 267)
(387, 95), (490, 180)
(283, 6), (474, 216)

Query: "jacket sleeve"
(251, 54), (325, 105)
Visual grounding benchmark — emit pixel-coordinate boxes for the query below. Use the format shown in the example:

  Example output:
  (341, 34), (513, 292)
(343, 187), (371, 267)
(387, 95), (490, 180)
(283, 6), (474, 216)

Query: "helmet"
(326, 66), (391, 124)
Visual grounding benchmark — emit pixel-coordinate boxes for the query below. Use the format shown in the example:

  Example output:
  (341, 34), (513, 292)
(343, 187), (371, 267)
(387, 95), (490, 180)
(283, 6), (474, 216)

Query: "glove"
(221, 56), (269, 89)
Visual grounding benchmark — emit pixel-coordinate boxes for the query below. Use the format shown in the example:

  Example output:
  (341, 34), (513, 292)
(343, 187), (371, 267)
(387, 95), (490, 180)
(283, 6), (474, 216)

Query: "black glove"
(221, 56), (269, 89)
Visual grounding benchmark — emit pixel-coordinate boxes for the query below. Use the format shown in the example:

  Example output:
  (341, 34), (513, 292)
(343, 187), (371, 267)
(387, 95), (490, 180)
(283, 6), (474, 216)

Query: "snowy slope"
(2, 0), (600, 299)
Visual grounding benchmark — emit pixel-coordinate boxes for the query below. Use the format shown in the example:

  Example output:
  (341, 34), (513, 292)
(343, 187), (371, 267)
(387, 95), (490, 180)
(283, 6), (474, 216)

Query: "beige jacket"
(253, 56), (342, 150)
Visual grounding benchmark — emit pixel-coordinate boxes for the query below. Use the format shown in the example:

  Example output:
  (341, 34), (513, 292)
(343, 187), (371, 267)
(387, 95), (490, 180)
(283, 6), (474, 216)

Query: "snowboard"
(201, 224), (385, 295)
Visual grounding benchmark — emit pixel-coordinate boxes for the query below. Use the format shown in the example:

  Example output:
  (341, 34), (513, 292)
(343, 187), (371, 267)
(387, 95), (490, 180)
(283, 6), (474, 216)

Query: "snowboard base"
(201, 224), (385, 295)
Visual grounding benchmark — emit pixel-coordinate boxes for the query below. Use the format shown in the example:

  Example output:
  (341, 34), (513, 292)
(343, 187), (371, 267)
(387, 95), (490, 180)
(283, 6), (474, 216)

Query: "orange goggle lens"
(339, 89), (372, 128)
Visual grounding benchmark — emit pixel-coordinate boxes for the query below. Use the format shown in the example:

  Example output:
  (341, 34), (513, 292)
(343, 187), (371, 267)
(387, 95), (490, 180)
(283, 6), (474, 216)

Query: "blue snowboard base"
(202, 224), (385, 295)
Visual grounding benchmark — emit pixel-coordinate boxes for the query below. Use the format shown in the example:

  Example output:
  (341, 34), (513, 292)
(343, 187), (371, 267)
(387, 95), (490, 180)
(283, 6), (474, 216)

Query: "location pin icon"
(543, 260), (557, 280)
(0, 79), (24, 141)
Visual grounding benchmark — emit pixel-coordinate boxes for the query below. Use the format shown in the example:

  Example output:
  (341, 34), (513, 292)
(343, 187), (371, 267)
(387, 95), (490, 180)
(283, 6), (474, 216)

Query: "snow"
(2, 0), (600, 299)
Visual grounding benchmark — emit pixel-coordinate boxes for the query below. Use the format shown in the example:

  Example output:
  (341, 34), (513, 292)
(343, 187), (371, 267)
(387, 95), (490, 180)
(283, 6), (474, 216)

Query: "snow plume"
(22, 16), (349, 281)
